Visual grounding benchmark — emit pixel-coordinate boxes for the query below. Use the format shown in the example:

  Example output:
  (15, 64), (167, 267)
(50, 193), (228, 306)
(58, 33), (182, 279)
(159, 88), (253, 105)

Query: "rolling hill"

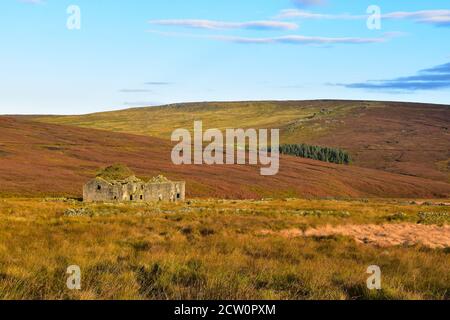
(34, 100), (450, 183)
(1, 116), (449, 199)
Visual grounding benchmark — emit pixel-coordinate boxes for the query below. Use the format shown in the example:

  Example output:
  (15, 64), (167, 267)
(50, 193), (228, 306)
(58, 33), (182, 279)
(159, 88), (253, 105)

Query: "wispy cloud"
(337, 62), (450, 91)
(119, 89), (153, 93)
(277, 8), (450, 27)
(144, 82), (173, 86)
(147, 30), (397, 46)
(149, 19), (298, 31)
(276, 9), (362, 20)
(384, 10), (450, 27)
(17, 0), (44, 4)
(292, 0), (325, 7)
(215, 34), (388, 45)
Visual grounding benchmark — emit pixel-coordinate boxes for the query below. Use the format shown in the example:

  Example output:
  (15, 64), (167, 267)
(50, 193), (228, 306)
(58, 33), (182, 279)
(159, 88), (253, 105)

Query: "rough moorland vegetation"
(1, 116), (449, 199)
(0, 198), (448, 300)
(96, 164), (135, 181)
(33, 100), (450, 182)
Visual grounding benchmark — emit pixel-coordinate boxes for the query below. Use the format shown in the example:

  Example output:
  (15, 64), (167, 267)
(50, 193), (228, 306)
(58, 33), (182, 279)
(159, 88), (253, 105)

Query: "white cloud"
(292, 0), (325, 7)
(147, 30), (396, 46)
(384, 10), (450, 27)
(149, 19), (298, 31)
(119, 89), (153, 93)
(276, 8), (450, 27)
(276, 9), (362, 20)
(214, 34), (389, 45)
(18, 0), (44, 4)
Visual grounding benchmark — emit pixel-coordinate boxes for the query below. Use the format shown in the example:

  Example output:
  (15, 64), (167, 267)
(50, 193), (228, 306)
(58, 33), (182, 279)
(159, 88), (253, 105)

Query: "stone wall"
(83, 178), (121, 202)
(143, 182), (185, 202)
(83, 178), (185, 203)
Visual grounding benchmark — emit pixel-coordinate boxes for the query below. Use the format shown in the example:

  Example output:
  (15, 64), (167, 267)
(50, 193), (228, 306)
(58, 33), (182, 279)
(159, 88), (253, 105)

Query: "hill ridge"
(1, 116), (449, 199)
(31, 100), (450, 183)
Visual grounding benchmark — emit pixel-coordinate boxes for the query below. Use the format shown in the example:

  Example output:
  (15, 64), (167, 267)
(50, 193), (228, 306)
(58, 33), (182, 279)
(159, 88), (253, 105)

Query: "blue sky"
(1, 0), (450, 114)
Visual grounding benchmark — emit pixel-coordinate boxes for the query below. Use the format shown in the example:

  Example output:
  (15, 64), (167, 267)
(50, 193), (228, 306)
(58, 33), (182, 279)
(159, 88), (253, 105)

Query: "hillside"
(34, 100), (450, 183)
(1, 116), (449, 199)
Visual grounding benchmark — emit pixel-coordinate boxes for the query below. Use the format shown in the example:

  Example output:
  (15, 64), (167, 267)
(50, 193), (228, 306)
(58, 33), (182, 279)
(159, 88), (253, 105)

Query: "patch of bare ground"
(260, 223), (450, 249)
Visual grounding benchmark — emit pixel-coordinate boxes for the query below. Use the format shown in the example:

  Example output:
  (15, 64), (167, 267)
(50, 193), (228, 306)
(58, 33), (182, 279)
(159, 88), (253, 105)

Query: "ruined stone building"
(83, 174), (185, 203)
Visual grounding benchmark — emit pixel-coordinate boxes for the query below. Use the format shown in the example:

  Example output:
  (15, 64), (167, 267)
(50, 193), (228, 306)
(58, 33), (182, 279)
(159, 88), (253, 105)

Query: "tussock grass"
(0, 198), (448, 300)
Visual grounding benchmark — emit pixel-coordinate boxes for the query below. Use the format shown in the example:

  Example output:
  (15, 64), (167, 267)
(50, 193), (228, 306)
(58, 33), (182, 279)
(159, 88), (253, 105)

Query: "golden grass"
(0, 198), (448, 300)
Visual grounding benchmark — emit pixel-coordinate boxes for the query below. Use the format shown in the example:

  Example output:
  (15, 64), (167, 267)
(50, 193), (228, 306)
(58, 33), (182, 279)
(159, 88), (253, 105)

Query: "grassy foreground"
(0, 198), (448, 300)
